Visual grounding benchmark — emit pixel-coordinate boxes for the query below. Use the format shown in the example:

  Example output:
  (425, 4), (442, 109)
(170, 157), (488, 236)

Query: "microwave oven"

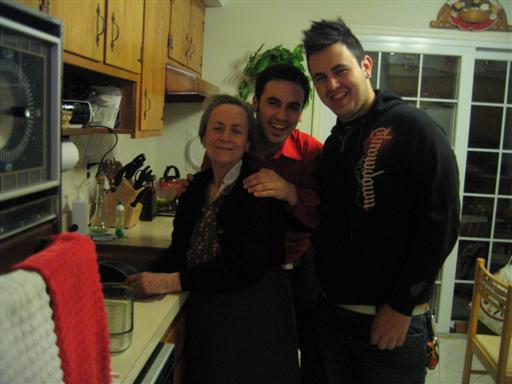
(0, 1), (62, 241)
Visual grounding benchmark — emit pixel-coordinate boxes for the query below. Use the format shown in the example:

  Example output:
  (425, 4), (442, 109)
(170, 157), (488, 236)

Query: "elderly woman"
(126, 95), (300, 384)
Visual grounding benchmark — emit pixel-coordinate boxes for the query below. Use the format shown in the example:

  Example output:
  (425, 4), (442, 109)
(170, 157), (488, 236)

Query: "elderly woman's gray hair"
(198, 94), (256, 143)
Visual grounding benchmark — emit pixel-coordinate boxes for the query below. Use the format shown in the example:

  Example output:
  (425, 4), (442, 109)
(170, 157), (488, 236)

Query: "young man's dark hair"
(254, 63), (310, 107)
(302, 18), (365, 63)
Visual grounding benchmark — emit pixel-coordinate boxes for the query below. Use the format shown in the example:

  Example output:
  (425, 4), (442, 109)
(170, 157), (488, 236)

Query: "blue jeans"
(315, 302), (428, 384)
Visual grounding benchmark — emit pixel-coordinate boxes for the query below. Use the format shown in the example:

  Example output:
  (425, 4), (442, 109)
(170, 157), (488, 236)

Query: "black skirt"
(185, 267), (300, 384)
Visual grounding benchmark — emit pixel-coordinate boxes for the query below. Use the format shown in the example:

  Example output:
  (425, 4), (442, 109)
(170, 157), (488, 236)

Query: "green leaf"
(238, 79), (250, 100)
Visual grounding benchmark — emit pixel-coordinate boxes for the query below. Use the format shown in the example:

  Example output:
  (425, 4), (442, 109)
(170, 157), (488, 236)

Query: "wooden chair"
(462, 258), (512, 384)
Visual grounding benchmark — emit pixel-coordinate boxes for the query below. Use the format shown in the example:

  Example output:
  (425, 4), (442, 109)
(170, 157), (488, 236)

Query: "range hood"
(165, 65), (219, 102)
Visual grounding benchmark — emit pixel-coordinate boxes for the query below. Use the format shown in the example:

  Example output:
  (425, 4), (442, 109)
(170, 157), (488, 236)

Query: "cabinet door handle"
(189, 41), (195, 60)
(184, 35), (190, 58)
(144, 89), (151, 120)
(168, 34), (174, 50)
(96, 3), (106, 47)
(111, 13), (120, 51)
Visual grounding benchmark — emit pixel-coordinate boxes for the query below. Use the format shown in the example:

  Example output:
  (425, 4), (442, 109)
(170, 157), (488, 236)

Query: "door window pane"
(468, 105), (503, 149)
(380, 52), (419, 97)
(472, 60), (507, 103)
(500, 154), (512, 195)
(490, 242), (512, 273)
(508, 65), (512, 104)
(495, 198), (512, 240)
(456, 240), (489, 280)
(464, 151), (498, 194)
(420, 101), (456, 144)
(421, 55), (459, 99)
(460, 196), (494, 238)
(452, 283), (473, 321)
(504, 108), (512, 150)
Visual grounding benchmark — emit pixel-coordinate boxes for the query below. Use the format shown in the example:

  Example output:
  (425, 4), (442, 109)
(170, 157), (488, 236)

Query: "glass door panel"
(463, 151), (499, 194)
(460, 196), (494, 238)
(472, 60), (507, 103)
(420, 101), (456, 143)
(421, 55), (459, 99)
(504, 108), (512, 150)
(468, 106), (503, 148)
(499, 153), (512, 195)
(380, 52), (419, 97)
(495, 198), (512, 240)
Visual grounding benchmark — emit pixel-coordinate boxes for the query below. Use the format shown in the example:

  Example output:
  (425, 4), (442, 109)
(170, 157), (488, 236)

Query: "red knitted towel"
(14, 232), (111, 384)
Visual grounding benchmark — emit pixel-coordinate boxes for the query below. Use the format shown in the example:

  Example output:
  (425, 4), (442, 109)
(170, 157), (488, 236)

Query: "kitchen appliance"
(61, 100), (92, 128)
(165, 64), (218, 102)
(156, 165), (181, 217)
(0, 1), (62, 262)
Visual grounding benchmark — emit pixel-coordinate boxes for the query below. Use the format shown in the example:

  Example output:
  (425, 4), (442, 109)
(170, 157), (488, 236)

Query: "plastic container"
(102, 283), (134, 353)
(71, 192), (89, 235)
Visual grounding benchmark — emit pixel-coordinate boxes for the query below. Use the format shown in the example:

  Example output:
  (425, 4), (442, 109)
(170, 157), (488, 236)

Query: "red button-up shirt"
(261, 129), (322, 262)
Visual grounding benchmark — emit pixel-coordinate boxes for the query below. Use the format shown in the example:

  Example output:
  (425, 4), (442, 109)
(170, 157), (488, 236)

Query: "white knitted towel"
(0, 269), (64, 384)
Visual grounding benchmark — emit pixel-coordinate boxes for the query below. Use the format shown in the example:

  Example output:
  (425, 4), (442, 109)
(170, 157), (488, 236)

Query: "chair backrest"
(471, 257), (512, 381)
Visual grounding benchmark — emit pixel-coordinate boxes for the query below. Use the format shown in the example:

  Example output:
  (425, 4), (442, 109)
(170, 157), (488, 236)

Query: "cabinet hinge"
(168, 34), (173, 50)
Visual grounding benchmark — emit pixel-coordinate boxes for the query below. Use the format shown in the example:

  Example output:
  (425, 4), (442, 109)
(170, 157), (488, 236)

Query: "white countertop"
(110, 292), (187, 384)
(111, 216), (174, 249)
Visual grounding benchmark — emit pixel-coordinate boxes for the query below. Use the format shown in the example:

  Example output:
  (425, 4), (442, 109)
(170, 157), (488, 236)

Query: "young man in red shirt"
(242, 64), (324, 382)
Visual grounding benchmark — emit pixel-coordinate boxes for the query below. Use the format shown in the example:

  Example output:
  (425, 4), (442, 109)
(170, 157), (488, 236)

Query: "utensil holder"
(102, 178), (143, 228)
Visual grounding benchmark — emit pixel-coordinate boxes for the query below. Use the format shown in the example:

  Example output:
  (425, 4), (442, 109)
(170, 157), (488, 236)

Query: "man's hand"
(370, 304), (411, 350)
(243, 168), (298, 206)
(125, 272), (181, 296)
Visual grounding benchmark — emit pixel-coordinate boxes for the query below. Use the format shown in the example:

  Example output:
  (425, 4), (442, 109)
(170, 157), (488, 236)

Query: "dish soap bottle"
(115, 202), (125, 238)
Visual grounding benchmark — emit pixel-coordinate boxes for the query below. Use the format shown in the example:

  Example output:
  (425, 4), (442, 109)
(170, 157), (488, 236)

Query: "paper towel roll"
(61, 140), (79, 172)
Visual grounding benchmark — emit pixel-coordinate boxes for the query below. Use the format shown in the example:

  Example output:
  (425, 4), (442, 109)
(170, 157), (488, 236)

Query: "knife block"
(102, 178), (143, 228)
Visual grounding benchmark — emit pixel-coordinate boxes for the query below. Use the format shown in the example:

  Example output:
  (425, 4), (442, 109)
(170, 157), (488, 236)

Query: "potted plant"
(238, 43), (310, 105)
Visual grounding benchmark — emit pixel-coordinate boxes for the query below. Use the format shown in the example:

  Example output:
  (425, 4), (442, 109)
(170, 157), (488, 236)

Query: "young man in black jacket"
(302, 18), (460, 384)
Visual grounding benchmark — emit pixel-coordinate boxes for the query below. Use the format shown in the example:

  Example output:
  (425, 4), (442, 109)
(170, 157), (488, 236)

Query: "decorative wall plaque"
(431, 0), (512, 32)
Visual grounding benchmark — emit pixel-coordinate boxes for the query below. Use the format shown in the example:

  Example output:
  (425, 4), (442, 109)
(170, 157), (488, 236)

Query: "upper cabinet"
(168, 0), (205, 74)
(103, 0), (144, 74)
(139, 0), (170, 135)
(49, 0), (143, 74)
(49, 0), (105, 63)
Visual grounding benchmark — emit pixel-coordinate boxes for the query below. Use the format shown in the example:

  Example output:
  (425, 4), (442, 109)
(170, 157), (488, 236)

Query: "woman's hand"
(125, 272), (182, 296)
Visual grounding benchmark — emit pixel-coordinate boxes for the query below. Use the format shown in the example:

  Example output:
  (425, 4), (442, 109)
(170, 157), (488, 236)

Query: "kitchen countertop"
(110, 292), (188, 384)
(107, 216), (174, 249)
(95, 216), (174, 271)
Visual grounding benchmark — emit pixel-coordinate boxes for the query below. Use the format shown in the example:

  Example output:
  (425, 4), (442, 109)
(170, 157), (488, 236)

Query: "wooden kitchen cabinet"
(49, 0), (106, 64)
(104, 0), (144, 74)
(48, 0), (143, 74)
(162, 306), (186, 384)
(138, 0), (170, 136)
(168, 0), (205, 74)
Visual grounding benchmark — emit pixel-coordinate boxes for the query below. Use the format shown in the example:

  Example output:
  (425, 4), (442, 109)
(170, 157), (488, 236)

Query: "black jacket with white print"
(313, 90), (460, 316)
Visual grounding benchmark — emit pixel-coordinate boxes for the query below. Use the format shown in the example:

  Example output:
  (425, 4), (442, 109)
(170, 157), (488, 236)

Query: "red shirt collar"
(270, 130), (302, 161)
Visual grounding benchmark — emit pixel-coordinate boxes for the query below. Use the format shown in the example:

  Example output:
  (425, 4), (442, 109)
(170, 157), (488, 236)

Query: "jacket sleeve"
(179, 192), (286, 292)
(387, 111), (460, 316)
